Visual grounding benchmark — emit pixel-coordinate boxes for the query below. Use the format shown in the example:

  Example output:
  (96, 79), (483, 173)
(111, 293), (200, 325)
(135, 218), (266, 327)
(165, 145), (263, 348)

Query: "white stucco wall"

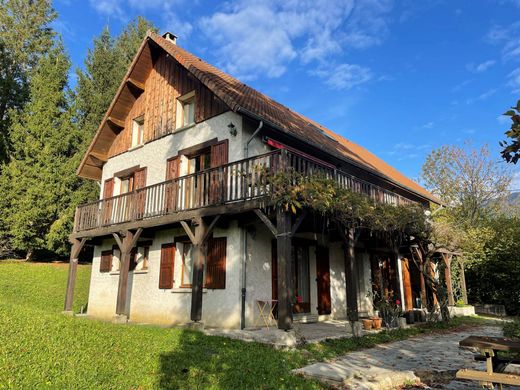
(100, 111), (268, 198)
(87, 222), (243, 328)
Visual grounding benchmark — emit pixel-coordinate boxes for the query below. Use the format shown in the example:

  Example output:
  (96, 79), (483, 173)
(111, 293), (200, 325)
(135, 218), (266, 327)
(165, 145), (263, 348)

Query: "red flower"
(297, 296), (303, 303)
(396, 300), (401, 305)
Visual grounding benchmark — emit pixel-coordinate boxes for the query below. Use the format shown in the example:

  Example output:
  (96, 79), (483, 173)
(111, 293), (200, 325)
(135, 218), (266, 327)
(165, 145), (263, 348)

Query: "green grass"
(0, 261), (493, 389)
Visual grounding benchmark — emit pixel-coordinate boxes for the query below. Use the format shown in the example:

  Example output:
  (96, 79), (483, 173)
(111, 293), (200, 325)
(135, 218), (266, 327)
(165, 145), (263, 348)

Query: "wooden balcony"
(73, 150), (416, 236)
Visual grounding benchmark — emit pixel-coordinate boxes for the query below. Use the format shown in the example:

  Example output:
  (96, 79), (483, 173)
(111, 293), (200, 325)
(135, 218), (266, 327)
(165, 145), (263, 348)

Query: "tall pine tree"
(0, 41), (76, 259)
(0, 0), (56, 162)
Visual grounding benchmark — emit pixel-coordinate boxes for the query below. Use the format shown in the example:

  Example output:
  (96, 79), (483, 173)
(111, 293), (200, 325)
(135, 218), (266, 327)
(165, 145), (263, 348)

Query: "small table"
(255, 299), (278, 329)
(457, 336), (520, 389)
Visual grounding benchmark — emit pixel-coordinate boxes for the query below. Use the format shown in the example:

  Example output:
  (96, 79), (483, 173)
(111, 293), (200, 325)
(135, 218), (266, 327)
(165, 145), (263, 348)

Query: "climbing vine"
(268, 168), (428, 238)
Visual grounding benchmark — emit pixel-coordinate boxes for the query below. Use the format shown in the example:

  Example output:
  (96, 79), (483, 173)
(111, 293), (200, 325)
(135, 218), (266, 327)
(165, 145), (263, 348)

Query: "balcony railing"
(73, 149), (416, 233)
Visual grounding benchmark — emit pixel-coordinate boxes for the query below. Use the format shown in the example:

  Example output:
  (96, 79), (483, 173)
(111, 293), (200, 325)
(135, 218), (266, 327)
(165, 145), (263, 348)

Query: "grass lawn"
(0, 261), (493, 389)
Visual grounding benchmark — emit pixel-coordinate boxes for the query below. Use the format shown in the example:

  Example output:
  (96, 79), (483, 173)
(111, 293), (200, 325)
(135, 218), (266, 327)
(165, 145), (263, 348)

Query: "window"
(100, 250), (113, 273)
(120, 174), (134, 194)
(176, 91), (195, 129)
(132, 116), (144, 147)
(180, 242), (194, 287)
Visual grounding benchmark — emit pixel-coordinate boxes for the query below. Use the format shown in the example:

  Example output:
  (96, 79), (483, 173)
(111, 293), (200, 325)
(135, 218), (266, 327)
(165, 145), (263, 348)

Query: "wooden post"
(343, 227), (359, 322)
(401, 257), (414, 312)
(459, 258), (468, 305)
(413, 247), (428, 309)
(114, 228), (142, 317)
(276, 207), (293, 330)
(64, 237), (87, 312)
(190, 217), (208, 322)
(443, 253), (455, 306)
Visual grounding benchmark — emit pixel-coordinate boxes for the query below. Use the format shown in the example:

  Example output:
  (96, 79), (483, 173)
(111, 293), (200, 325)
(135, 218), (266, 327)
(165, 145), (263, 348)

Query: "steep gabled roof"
(78, 30), (439, 204)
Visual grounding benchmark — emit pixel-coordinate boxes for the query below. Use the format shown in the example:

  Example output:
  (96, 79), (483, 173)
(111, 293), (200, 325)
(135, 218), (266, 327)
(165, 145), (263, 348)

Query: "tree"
(0, 41), (88, 258)
(501, 101), (520, 164)
(421, 144), (512, 227)
(0, 0), (56, 162)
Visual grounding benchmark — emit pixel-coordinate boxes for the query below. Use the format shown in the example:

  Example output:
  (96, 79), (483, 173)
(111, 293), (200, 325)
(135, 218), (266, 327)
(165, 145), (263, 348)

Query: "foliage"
(421, 144), (513, 227)
(503, 319), (520, 339)
(0, 42), (80, 257)
(0, 0), (56, 162)
(371, 291), (402, 328)
(500, 101), (520, 164)
(465, 215), (520, 315)
(0, 261), (491, 388)
(269, 169), (428, 237)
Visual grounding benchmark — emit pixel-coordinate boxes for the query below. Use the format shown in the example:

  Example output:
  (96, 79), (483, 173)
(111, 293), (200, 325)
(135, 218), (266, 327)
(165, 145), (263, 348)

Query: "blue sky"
(53, 0), (520, 188)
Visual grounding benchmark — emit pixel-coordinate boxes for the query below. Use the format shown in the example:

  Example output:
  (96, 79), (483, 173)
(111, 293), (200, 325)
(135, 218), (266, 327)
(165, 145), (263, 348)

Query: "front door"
(292, 244), (311, 313)
(316, 246), (331, 315)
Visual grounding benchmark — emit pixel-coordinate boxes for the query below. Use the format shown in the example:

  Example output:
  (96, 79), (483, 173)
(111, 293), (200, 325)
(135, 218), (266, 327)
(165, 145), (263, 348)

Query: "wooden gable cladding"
(108, 52), (228, 158)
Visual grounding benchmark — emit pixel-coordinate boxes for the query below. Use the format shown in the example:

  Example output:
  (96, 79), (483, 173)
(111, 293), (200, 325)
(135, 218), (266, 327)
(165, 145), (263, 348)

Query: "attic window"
(176, 91), (195, 129)
(132, 115), (144, 147)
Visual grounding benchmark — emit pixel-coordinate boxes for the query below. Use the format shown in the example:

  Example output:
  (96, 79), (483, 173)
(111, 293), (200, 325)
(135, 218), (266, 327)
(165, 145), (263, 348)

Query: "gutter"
(236, 107), (438, 205)
(244, 120), (263, 158)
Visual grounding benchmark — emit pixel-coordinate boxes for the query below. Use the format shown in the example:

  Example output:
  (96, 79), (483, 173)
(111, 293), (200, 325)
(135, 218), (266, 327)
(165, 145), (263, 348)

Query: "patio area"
(204, 319), (365, 348)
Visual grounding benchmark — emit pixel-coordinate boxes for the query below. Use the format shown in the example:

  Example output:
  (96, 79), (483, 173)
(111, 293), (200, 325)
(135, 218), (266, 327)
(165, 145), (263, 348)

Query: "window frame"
(180, 241), (194, 288)
(131, 115), (144, 148)
(176, 90), (196, 130)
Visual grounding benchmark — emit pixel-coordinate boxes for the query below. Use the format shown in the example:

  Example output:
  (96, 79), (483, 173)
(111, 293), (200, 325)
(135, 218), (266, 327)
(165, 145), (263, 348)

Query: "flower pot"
(362, 319), (373, 330)
(371, 317), (382, 330)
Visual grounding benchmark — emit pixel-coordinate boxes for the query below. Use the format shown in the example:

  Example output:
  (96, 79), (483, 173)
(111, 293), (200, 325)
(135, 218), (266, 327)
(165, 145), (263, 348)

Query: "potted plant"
(371, 316), (382, 329)
(362, 318), (373, 330)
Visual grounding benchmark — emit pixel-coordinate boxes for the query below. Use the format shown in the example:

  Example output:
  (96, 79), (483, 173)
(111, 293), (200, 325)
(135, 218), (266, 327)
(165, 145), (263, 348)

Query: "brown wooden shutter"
(210, 140), (229, 167)
(166, 156), (180, 180)
(100, 250), (113, 273)
(165, 156), (180, 213)
(210, 140), (229, 204)
(134, 167), (147, 218)
(103, 178), (114, 199)
(134, 167), (147, 189)
(205, 237), (226, 289)
(159, 243), (175, 289)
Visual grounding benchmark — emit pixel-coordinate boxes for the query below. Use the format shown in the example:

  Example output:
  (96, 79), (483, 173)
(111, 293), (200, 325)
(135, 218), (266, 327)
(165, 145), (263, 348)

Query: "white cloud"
(466, 60), (496, 73)
(511, 171), (520, 191)
(199, 0), (392, 80)
(497, 114), (511, 124)
(421, 121), (434, 129)
(312, 63), (372, 90)
(88, 0), (193, 36)
(465, 88), (498, 105)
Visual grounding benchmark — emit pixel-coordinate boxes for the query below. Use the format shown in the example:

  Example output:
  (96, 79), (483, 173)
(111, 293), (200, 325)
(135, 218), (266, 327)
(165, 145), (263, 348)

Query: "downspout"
(240, 120), (263, 329)
(243, 120), (263, 158)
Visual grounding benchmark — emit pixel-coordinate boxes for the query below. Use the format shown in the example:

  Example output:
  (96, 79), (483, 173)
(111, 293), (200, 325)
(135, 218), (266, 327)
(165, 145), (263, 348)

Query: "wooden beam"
(126, 77), (145, 92)
(64, 237), (88, 312)
(254, 209), (277, 237)
(112, 232), (123, 251)
(411, 246), (427, 308)
(115, 228), (142, 316)
(442, 253), (455, 306)
(291, 209), (308, 236)
(201, 215), (221, 244)
(190, 218), (208, 322)
(459, 258), (468, 305)
(276, 208), (293, 330)
(180, 221), (196, 244)
(107, 116), (125, 129)
(340, 226), (358, 322)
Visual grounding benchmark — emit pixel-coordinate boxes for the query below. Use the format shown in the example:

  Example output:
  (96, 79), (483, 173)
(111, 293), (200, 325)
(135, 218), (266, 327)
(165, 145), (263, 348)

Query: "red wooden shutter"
(205, 237), (226, 289)
(210, 140), (229, 204)
(103, 178), (114, 199)
(159, 243), (175, 289)
(210, 140), (229, 167)
(100, 250), (113, 273)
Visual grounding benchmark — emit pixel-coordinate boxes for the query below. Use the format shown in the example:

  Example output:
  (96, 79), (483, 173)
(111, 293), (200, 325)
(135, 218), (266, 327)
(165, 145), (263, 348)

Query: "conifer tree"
(0, 0), (56, 162)
(0, 41), (75, 258)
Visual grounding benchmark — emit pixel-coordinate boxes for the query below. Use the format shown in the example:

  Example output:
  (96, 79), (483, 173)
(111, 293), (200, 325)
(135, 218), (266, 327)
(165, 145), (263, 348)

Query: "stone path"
(294, 325), (519, 389)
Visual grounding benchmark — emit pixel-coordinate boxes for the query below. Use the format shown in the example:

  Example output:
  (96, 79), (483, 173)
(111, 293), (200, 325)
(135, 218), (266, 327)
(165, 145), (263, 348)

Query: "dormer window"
(176, 91), (195, 129)
(132, 115), (144, 147)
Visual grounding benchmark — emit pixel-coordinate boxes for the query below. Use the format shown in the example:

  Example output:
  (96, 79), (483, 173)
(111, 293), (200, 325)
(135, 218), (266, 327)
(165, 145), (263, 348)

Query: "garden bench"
(456, 335), (520, 389)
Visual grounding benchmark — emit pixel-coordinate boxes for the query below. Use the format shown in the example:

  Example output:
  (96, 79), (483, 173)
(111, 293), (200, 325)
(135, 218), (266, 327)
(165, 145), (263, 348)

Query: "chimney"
(162, 32), (178, 45)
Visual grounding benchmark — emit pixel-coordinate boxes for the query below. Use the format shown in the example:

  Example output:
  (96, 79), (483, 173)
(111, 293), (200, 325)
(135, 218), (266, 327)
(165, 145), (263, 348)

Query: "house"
(64, 31), (451, 330)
